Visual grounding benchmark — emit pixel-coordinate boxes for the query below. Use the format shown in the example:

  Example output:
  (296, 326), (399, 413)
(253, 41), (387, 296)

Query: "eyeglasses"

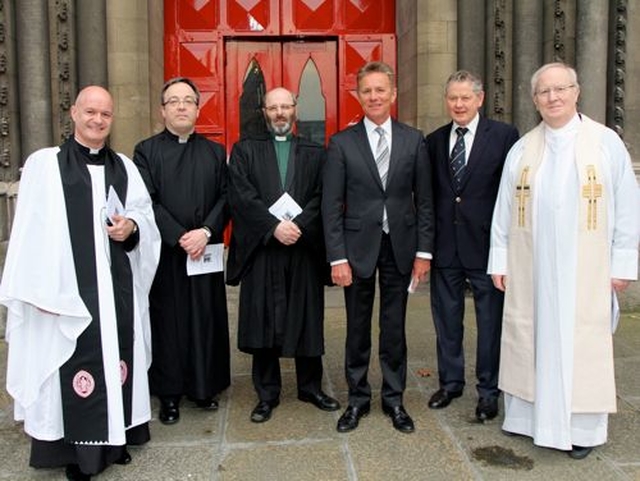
(264, 104), (296, 113)
(534, 84), (576, 97)
(162, 96), (198, 107)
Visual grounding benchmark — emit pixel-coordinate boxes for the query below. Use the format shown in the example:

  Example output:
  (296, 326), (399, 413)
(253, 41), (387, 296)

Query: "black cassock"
(133, 129), (230, 399)
(227, 135), (328, 357)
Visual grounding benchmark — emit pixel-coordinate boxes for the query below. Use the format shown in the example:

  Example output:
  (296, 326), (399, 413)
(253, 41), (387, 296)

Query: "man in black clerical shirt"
(227, 87), (339, 423)
(133, 77), (231, 425)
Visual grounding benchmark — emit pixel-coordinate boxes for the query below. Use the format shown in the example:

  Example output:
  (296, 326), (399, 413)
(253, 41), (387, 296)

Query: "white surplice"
(488, 114), (639, 450)
(0, 147), (161, 444)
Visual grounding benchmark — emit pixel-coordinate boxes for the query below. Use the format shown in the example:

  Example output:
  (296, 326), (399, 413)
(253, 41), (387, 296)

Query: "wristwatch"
(202, 226), (212, 239)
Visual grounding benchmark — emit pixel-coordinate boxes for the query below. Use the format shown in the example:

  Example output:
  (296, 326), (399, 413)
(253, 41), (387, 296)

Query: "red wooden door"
(225, 40), (337, 151)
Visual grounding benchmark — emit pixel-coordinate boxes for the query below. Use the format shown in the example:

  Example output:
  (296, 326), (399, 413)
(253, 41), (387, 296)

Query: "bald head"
(262, 88), (297, 136)
(263, 87), (296, 108)
(71, 86), (114, 149)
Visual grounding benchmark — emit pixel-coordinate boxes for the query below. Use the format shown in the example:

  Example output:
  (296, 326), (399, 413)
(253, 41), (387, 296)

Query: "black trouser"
(252, 348), (323, 402)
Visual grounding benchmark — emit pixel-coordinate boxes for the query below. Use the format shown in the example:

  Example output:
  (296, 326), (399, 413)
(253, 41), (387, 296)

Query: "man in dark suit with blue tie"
(426, 70), (519, 421)
(322, 61), (434, 433)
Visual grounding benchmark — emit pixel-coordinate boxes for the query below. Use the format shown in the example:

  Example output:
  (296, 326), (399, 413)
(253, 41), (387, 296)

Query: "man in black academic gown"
(133, 77), (231, 425)
(227, 87), (340, 423)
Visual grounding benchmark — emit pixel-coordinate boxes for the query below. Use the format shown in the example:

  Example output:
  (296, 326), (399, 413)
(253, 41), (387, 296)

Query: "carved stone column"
(485, 0), (514, 123)
(49, 0), (77, 144)
(607, 1), (628, 143)
(576, 1), (608, 123)
(458, 0), (486, 81)
(543, 0), (576, 63)
(76, 0), (107, 88)
(512, 1), (543, 133)
(0, 0), (19, 184)
(16, 0), (52, 157)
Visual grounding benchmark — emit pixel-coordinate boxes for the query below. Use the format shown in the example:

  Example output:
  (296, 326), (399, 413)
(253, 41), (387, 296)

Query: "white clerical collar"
(74, 137), (104, 154)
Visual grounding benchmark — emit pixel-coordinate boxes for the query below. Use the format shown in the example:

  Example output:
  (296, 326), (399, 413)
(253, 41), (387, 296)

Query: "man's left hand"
(179, 228), (209, 260)
(412, 258), (431, 282)
(106, 214), (137, 242)
(612, 278), (631, 292)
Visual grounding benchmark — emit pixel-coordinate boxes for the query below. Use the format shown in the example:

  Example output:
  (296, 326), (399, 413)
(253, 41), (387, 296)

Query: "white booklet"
(106, 185), (125, 222)
(268, 192), (302, 221)
(186, 243), (224, 276)
(611, 291), (620, 333)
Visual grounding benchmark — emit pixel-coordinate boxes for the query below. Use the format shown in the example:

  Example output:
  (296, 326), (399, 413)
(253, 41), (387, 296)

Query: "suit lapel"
(387, 120), (403, 187)
(459, 117), (489, 190)
(354, 121), (384, 191)
(439, 123), (457, 193)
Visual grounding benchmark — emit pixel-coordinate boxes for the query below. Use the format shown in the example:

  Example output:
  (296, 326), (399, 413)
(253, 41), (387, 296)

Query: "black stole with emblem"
(57, 138), (135, 443)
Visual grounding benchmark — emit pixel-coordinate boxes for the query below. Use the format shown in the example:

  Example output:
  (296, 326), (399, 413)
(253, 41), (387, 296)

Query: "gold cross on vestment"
(516, 166), (531, 227)
(582, 165), (602, 230)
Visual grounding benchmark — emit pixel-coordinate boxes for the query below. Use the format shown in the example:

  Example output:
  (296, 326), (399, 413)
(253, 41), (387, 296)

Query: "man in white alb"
(488, 62), (639, 460)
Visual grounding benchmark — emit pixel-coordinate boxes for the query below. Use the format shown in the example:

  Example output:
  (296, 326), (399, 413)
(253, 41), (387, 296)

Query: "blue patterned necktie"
(450, 126), (468, 189)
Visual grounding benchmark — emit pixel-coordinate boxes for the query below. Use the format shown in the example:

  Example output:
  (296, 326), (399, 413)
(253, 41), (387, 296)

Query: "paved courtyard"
(1, 284), (639, 480)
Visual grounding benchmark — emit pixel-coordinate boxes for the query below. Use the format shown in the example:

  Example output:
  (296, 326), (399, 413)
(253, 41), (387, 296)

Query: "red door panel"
(225, 40), (337, 151)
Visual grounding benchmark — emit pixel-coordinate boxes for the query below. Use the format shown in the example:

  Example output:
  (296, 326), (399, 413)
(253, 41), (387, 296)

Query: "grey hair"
(530, 62), (579, 96)
(444, 70), (483, 95)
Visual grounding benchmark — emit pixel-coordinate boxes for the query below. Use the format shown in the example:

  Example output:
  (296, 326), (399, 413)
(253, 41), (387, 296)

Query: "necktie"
(450, 126), (468, 190)
(375, 126), (390, 233)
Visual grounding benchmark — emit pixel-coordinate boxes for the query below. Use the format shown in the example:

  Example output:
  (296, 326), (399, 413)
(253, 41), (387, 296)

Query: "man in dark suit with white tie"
(426, 70), (519, 421)
(322, 61), (434, 434)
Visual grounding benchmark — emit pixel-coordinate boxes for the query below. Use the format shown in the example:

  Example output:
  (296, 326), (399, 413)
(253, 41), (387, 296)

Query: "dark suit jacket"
(427, 116), (519, 269)
(322, 119), (434, 278)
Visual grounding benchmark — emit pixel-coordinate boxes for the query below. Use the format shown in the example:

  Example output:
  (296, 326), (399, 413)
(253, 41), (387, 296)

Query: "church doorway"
(225, 39), (337, 147)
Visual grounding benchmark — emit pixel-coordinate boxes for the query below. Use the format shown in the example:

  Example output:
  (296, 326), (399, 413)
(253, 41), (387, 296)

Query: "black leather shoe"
(159, 399), (180, 425)
(382, 404), (415, 433)
(298, 391), (341, 411)
(250, 399), (279, 423)
(428, 389), (463, 409)
(65, 464), (91, 481)
(336, 404), (370, 433)
(568, 445), (593, 460)
(195, 398), (219, 410)
(114, 449), (132, 465)
(475, 397), (499, 421)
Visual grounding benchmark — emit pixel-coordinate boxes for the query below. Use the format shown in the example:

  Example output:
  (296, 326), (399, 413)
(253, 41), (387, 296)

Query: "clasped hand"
(274, 220), (301, 246)
(180, 228), (209, 260)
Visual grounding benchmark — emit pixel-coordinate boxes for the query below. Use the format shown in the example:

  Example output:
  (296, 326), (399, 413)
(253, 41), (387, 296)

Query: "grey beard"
(270, 121), (292, 136)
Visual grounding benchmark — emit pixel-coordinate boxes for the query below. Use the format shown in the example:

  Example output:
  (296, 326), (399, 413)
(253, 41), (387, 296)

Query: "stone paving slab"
(0, 285), (639, 480)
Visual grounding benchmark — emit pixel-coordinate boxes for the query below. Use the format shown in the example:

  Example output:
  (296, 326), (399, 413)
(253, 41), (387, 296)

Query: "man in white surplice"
(1, 86), (160, 480)
(488, 63), (639, 460)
